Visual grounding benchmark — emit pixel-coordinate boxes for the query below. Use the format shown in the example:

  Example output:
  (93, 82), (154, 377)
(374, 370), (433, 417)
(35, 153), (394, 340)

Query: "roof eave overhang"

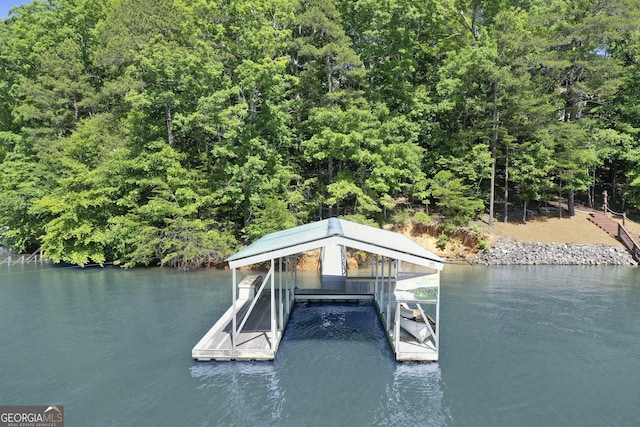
(227, 236), (339, 269)
(227, 235), (444, 271)
(334, 236), (444, 271)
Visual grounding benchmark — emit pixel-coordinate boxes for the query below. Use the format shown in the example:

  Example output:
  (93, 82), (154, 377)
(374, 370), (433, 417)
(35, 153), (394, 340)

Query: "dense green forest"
(1, 0), (640, 267)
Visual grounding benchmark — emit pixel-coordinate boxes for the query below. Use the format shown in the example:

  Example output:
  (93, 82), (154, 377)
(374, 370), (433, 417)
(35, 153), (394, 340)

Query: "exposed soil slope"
(298, 211), (640, 268)
(417, 210), (640, 262)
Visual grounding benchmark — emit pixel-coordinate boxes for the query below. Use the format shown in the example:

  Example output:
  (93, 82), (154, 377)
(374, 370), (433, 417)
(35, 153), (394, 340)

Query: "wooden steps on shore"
(587, 212), (620, 237)
(587, 212), (640, 262)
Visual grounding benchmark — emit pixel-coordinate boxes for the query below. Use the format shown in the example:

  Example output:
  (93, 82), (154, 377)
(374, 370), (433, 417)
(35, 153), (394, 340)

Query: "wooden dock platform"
(394, 342), (438, 362)
(192, 273), (294, 361)
(193, 286), (438, 362)
(192, 288), (289, 361)
(193, 218), (445, 363)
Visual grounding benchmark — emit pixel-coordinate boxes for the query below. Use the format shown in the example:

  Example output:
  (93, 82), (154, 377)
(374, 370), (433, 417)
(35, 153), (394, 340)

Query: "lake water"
(1, 264), (639, 426)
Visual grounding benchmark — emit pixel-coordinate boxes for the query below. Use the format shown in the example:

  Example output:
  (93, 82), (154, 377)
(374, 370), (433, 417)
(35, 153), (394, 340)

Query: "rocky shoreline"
(473, 238), (638, 266)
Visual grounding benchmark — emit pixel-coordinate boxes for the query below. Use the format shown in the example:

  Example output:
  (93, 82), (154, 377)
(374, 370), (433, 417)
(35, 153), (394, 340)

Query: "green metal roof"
(227, 218), (445, 270)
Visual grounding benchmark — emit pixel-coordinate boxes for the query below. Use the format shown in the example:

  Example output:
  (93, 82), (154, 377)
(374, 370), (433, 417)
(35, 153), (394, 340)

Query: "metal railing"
(0, 247), (47, 266)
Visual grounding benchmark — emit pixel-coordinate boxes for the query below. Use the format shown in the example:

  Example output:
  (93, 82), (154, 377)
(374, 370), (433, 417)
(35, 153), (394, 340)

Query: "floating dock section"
(192, 218), (445, 362)
(192, 262), (295, 361)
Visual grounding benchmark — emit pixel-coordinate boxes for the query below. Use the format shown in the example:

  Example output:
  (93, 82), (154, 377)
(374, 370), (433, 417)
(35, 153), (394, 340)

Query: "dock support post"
(278, 257), (283, 330)
(271, 259), (276, 347)
(435, 273), (440, 354)
(285, 256), (290, 313)
(380, 256), (385, 319)
(386, 257), (392, 331)
(394, 301), (400, 354)
(232, 268), (237, 352)
(373, 255), (378, 305)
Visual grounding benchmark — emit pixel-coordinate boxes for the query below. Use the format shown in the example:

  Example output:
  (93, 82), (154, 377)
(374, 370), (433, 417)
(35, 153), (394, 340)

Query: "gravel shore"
(474, 238), (637, 266)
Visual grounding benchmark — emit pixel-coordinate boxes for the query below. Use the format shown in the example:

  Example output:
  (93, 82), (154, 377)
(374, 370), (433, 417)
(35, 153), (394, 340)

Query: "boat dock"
(192, 218), (444, 362)
(192, 276), (281, 361)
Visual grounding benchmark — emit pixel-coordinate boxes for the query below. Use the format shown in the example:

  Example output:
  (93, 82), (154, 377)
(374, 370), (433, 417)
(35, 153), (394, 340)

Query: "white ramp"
(321, 244), (346, 290)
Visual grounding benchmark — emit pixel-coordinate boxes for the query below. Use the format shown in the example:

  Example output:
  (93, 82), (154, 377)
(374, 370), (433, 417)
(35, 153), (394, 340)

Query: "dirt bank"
(294, 211), (640, 269)
(434, 210), (640, 263)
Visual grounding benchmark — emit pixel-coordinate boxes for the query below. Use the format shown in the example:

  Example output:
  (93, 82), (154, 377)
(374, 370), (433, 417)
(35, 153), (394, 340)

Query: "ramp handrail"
(236, 266), (273, 336)
(618, 224), (640, 262)
(24, 247), (42, 263)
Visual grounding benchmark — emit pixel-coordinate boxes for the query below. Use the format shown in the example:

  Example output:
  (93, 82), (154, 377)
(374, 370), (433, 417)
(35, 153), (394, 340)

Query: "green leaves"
(2, 0), (640, 266)
(104, 142), (237, 268)
(301, 102), (427, 218)
(428, 171), (485, 226)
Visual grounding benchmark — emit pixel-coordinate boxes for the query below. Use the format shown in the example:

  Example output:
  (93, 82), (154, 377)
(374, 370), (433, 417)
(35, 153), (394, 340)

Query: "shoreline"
(472, 238), (637, 266)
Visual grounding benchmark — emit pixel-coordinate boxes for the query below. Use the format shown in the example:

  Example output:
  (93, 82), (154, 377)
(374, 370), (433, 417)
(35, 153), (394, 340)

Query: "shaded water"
(1, 264), (639, 426)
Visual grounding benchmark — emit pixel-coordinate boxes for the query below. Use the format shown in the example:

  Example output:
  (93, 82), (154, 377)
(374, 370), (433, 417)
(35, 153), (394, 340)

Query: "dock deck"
(191, 217), (445, 361)
(193, 218), (444, 363)
(392, 328), (438, 362)
(192, 289), (286, 361)
(193, 287), (438, 362)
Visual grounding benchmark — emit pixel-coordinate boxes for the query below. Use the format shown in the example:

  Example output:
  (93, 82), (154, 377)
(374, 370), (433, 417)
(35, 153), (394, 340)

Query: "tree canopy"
(1, 0), (640, 266)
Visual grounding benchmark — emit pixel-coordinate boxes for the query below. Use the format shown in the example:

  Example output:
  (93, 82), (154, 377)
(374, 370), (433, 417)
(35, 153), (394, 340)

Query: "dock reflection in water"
(374, 363), (446, 426)
(189, 302), (448, 426)
(190, 362), (284, 424)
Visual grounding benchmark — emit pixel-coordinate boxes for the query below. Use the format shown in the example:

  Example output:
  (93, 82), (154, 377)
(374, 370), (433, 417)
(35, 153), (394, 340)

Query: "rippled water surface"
(1, 264), (639, 426)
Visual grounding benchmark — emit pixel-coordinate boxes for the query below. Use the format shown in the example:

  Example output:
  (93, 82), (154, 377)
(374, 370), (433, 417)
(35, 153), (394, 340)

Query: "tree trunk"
(328, 155), (334, 217)
(612, 163), (618, 204)
(73, 97), (79, 122)
(558, 185), (563, 219)
(503, 147), (509, 223)
(326, 55), (333, 96)
(593, 169), (597, 208)
(568, 189), (575, 216)
(489, 80), (498, 225)
(489, 157), (496, 225)
(165, 100), (174, 147)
